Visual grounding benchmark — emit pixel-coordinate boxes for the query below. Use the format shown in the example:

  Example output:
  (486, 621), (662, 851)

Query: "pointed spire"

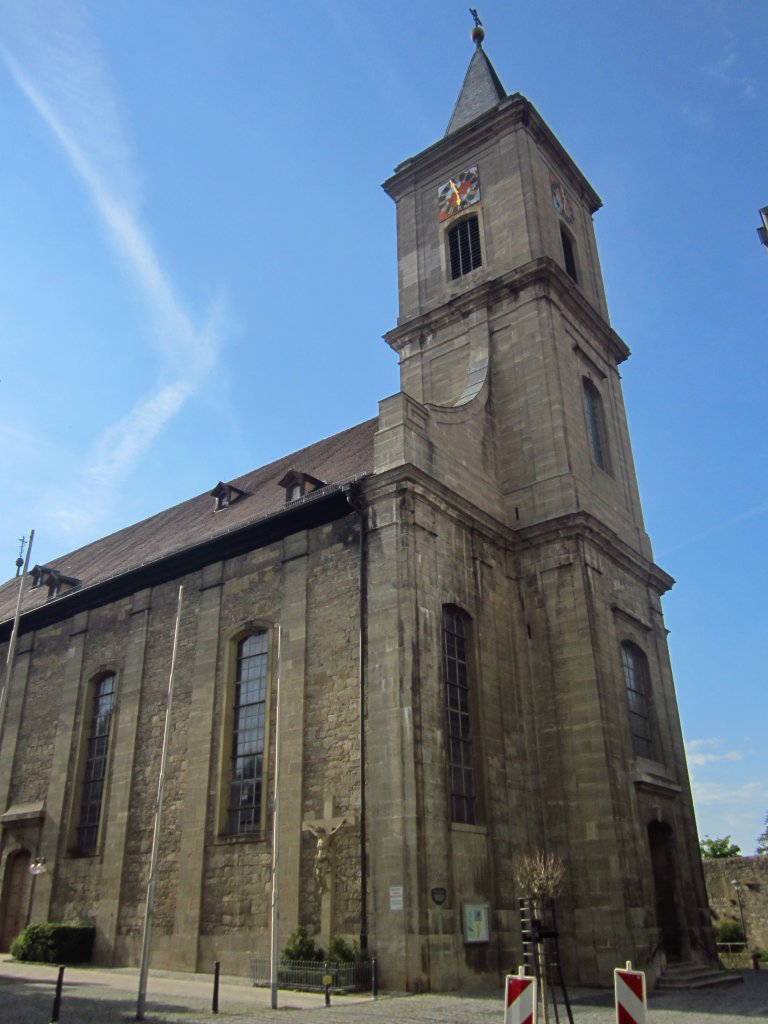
(445, 13), (507, 136)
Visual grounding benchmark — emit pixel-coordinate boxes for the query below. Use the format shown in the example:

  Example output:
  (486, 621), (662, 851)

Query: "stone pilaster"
(30, 613), (89, 923)
(172, 566), (223, 968)
(275, 531), (309, 945)
(94, 590), (151, 963)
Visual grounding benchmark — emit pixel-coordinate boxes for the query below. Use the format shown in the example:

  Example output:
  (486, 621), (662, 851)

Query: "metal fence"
(251, 956), (376, 995)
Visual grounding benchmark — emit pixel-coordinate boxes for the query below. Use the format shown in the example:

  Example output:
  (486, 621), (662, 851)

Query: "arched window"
(442, 606), (476, 824)
(621, 642), (653, 759)
(448, 216), (482, 280)
(76, 673), (117, 854)
(228, 631), (268, 835)
(582, 377), (611, 473)
(561, 227), (578, 282)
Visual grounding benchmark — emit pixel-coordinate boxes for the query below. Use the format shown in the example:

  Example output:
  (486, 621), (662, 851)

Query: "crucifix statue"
(304, 818), (346, 894)
(303, 798), (355, 949)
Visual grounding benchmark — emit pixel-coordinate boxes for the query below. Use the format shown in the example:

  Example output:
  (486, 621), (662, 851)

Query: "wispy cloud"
(0, 2), (222, 541)
(657, 500), (768, 557)
(705, 42), (756, 101)
(679, 103), (711, 129)
(686, 738), (743, 767)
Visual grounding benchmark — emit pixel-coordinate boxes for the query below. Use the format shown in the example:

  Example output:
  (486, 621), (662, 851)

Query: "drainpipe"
(342, 484), (368, 952)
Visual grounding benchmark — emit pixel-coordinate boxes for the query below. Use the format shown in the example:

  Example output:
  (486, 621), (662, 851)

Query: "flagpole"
(269, 624), (282, 1009)
(136, 584), (184, 1021)
(0, 529), (34, 743)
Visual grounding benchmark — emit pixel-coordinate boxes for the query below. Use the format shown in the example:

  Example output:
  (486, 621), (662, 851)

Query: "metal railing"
(717, 941), (747, 954)
(251, 957), (376, 995)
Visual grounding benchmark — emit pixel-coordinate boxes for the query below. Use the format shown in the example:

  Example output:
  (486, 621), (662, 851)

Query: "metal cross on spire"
(468, 8), (485, 45)
(15, 535), (27, 576)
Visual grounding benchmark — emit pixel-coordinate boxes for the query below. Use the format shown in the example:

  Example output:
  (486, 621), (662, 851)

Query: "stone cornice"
(383, 93), (602, 215)
(383, 257), (630, 367)
(358, 467), (673, 598)
(516, 509), (675, 595)
(360, 464), (518, 553)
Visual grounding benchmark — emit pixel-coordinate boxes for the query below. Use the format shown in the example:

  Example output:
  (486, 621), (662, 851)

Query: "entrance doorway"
(0, 849), (32, 951)
(647, 821), (682, 960)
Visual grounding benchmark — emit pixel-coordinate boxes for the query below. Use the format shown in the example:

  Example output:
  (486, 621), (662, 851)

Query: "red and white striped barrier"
(505, 967), (537, 1024)
(614, 961), (646, 1024)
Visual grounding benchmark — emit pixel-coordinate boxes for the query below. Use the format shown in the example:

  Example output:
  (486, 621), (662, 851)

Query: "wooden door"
(0, 850), (31, 951)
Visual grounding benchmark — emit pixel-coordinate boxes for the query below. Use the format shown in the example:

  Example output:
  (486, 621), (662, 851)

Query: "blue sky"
(0, 1), (765, 853)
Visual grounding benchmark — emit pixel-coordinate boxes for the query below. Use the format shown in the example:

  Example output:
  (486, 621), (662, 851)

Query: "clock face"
(437, 166), (480, 222)
(550, 174), (575, 225)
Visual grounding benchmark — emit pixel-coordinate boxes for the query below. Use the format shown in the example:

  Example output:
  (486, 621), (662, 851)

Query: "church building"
(0, 27), (714, 990)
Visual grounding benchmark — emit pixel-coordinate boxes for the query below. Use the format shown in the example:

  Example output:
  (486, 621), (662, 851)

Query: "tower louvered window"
(76, 673), (116, 854)
(561, 227), (578, 282)
(229, 631), (268, 834)
(443, 606), (476, 824)
(448, 216), (482, 279)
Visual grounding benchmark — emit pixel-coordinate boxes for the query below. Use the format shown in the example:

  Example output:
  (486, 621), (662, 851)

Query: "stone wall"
(703, 856), (768, 952)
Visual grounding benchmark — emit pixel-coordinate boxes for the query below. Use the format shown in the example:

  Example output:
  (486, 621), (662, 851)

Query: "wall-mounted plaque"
(462, 901), (490, 943)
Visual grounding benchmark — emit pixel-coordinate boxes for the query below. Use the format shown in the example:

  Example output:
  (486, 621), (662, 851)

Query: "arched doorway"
(647, 821), (681, 960)
(0, 849), (32, 951)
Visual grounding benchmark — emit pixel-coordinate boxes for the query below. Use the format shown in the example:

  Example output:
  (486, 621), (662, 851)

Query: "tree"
(756, 815), (768, 856)
(700, 835), (741, 858)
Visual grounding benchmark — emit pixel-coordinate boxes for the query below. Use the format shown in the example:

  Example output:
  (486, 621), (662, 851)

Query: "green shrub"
(327, 935), (370, 963)
(281, 925), (325, 962)
(10, 923), (95, 963)
(714, 919), (745, 944)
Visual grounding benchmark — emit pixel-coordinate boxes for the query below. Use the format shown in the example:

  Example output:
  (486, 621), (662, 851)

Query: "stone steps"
(656, 961), (744, 990)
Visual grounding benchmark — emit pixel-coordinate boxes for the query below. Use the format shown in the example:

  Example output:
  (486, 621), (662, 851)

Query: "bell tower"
(366, 20), (712, 991)
(376, 22), (650, 562)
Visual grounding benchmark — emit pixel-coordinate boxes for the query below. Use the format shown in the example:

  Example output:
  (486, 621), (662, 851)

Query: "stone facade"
(703, 857), (768, 953)
(0, 38), (713, 991)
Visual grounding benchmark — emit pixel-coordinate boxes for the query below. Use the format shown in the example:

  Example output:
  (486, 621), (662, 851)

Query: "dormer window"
(277, 470), (325, 504)
(30, 565), (81, 601)
(210, 481), (247, 512)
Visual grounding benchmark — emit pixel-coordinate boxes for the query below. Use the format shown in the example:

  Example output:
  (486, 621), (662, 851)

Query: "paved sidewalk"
(1, 958), (766, 1024)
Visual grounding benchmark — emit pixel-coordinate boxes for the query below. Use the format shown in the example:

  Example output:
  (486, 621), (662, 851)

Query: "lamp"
(29, 855), (48, 876)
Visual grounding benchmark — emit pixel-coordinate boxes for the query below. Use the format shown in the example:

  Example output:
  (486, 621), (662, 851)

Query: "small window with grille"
(448, 216), (482, 280)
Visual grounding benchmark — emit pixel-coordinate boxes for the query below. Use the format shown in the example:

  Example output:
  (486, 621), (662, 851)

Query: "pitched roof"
(0, 417), (377, 625)
(445, 43), (507, 136)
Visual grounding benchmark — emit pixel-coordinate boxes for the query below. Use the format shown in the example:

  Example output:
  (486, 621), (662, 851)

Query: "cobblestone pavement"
(1, 958), (767, 1024)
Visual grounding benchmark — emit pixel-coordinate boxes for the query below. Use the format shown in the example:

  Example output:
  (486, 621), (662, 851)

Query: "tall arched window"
(448, 216), (482, 280)
(228, 631), (268, 835)
(621, 642), (653, 759)
(442, 606), (476, 824)
(582, 377), (611, 473)
(76, 673), (117, 854)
